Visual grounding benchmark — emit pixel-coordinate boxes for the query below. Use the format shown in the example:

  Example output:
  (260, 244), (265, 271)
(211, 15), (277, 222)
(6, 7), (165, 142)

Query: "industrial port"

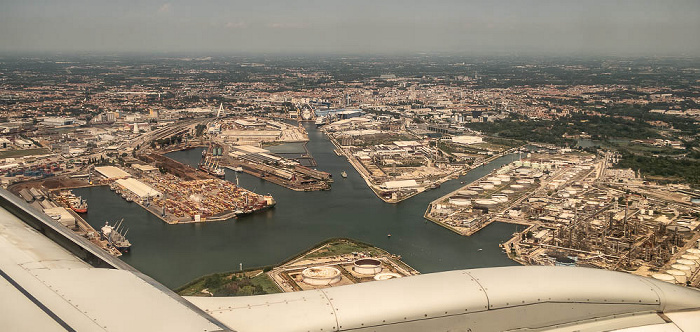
(426, 148), (700, 287)
(186, 116), (334, 192)
(322, 115), (520, 203)
(95, 165), (276, 224)
(12, 185), (126, 256)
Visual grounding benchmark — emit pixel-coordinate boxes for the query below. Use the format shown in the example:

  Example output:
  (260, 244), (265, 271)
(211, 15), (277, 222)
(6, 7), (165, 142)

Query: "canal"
(75, 123), (521, 289)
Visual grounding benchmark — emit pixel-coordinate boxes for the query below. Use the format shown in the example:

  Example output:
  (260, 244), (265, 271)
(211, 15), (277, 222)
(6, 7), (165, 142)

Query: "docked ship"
(315, 117), (326, 127)
(100, 220), (131, 253)
(69, 196), (88, 213)
(235, 194), (276, 217)
(199, 144), (226, 178)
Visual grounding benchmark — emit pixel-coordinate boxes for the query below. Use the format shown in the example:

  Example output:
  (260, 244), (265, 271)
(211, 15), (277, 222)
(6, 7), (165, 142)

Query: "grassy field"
(305, 239), (384, 259)
(0, 148), (51, 159)
(176, 238), (392, 297)
(177, 270), (282, 297)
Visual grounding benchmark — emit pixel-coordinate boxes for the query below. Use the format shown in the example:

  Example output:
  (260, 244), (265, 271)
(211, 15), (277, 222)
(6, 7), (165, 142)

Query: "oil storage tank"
(353, 259), (382, 275)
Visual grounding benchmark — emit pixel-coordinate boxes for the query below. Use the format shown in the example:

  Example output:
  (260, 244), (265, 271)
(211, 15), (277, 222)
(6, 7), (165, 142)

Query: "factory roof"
(116, 178), (161, 198)
(452, 135), (483, 145)
(95, 166), (131, 179)
(232, 145), (270, 154)
(131, 164), (158, 172)
(393, 140), (421, 147)
(382, 179), (420, 189)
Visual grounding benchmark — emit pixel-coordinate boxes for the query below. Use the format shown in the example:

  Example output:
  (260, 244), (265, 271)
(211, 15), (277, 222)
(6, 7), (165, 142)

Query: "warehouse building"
(95, 166), (131, 179)
(115, 178), (162, 199)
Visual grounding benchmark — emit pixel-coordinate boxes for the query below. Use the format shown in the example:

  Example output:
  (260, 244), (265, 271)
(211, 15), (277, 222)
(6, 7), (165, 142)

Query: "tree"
(237, 285), (255, 296)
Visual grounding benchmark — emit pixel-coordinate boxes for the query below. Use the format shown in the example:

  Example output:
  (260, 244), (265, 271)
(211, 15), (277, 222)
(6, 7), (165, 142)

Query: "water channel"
(75, 123), (520, 288)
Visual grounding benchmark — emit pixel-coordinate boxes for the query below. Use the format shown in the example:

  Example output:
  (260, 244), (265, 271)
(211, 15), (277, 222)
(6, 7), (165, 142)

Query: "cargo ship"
(199, 144), (226, 178)
(100, 220), (131, 253)
(235, 194), (276, 217)
(69, 196), (88, 213)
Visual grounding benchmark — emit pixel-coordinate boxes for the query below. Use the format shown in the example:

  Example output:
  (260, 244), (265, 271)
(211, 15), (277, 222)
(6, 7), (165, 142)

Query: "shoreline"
(176, 237), (419, 296)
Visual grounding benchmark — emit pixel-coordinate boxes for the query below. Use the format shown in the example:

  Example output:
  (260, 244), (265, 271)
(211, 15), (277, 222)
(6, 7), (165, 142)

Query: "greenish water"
(75, 123), (520, 289)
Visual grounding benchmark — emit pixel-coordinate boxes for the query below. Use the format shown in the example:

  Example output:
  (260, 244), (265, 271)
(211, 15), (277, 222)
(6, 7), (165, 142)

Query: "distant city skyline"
(1, 0), (699, 56)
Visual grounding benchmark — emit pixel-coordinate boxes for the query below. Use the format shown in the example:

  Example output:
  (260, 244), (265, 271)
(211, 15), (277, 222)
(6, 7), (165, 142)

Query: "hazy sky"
(1, 0), (699, 55)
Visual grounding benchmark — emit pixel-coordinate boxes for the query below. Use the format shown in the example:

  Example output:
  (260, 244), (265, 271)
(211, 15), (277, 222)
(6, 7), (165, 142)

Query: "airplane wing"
(1, 188), (698, 331)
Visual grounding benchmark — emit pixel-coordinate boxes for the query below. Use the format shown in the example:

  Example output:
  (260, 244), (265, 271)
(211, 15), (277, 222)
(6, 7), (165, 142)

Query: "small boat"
(341, 171), (348, 178)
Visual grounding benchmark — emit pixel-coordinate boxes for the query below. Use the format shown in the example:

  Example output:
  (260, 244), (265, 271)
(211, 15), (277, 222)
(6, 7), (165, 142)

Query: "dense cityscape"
(0, 54), (698, 294)
(2, 0), (700, 329)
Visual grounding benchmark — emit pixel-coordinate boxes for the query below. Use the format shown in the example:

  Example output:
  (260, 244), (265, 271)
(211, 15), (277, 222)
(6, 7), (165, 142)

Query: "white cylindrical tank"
(373, 272), (402, 281)
(671, 264), (692, 277)
(676, 259), (698, 272)
(510, 184), (525, 191)
(458, 190), (478, 197)
(680, 254), (700, 263)
(496, 175), (511, 182)
(474, 199), (497, 207)
(651, 273), (676, 284)
(448, 198), (471, 207)
(353, 259), (382, 275)
(686, 248), (700, 255)
(666, 270), (687, 284)
(481, 183), (494, 190)
(301, 266), (342, 286)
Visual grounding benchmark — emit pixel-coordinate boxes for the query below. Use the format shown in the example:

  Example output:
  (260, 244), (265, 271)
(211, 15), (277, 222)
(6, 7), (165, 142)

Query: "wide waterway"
(75, 123), (520, 288)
